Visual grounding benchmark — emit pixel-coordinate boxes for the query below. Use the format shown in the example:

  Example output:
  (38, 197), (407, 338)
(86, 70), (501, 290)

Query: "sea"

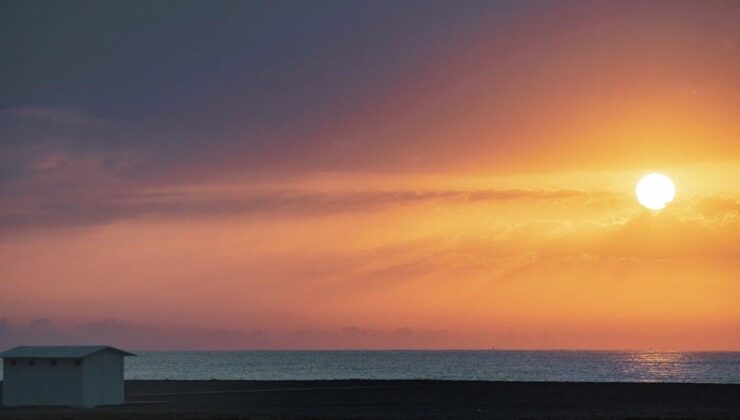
(112, 350), (740, 383)
(1, 350), (738, 383)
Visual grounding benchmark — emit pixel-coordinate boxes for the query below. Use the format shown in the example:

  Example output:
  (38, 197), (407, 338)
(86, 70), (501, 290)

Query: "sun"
(636, 173), (676, 210)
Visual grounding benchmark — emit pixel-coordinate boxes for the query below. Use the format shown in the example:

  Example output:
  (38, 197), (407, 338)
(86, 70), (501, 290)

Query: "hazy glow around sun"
(636, 173), (676, 210)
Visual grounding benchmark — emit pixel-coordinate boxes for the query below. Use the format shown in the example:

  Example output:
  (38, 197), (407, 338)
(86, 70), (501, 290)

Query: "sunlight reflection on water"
(618, 351), (701, 382)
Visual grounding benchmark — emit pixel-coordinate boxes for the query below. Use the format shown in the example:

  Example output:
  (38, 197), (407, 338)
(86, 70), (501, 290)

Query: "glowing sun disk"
(636, 173), (676, 210)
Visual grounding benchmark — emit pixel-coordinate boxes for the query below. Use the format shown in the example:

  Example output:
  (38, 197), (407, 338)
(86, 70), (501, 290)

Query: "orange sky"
(1, 0), (739, 350)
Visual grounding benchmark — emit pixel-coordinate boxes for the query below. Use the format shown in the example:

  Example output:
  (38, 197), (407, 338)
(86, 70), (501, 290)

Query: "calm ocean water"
(110, 351), (740, 383)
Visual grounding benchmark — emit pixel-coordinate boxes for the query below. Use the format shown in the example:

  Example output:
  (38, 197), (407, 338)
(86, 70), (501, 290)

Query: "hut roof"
(0, 346), (136, 358)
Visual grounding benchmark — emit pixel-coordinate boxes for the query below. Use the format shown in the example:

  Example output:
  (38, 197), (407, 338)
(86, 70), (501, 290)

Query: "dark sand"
(1, 380), (739, 419)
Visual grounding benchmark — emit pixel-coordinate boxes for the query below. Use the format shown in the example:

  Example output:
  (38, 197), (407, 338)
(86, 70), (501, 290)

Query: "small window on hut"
(74, 359), (82, 366)
(29, 359), (36, 366)
(50, 359), (58, 366)
(9, 359), (17, 366)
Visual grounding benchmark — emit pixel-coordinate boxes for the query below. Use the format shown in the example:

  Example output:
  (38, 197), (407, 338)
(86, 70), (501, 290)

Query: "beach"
(1, 380), (739, 419)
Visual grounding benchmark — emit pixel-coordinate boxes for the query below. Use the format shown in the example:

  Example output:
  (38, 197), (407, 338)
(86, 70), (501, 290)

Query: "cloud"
(333, 197), (740, 291)
(447, 203), (740, 268)
(546, 209), (740, 260)
(0, 319), (482, 351)
(0, 106), (105, 127)
(0, 318), (259, 350)
(692, 197), (740, 225)
(0, 187), (616, 232)
(2, 317), (737, 351)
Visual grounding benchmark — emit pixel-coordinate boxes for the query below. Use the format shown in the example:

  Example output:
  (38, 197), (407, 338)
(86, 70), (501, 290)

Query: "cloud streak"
(0, 187), (620, 232)
(0, 319), (486, 351)
(0, 106), (105, 127)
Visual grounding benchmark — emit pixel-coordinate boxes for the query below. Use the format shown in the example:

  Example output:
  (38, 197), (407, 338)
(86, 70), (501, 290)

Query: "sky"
(1, 0), (739, 350)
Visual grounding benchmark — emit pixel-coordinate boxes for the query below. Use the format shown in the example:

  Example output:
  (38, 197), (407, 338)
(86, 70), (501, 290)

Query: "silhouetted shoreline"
(1, 379), (739, 419)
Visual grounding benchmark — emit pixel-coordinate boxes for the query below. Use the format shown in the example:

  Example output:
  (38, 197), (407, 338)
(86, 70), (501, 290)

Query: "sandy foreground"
(1, 380), (739, 419)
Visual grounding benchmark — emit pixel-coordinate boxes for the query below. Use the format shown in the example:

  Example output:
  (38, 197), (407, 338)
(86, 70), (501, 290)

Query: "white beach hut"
(0, 345), (135, 408)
